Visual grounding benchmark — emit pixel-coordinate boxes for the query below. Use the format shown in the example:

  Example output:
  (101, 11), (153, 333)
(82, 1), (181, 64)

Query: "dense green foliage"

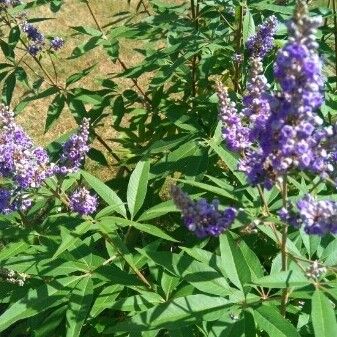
(1, 0), (337, 336)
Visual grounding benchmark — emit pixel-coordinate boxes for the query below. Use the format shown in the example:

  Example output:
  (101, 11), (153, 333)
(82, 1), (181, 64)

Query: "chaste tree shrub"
(0, 0), (337, 336)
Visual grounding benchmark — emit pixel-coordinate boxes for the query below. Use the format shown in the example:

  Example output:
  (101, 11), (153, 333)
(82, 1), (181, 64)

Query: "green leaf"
(89, 285), (123, 318)
(0, 276), (80, 332)
(105, 294), (231, 332)
(312, 290), (337, 337)
(207, 139), (256, 199)
(92, 264), (143, 286)
(254, 270), (310, 288)
(139, 250), (232, 297)
(2, 71), (16, 105)
(131, 221), (178, 242)
(109, 292), (164, 312)
(45, 94), (65, 132)
(0, 241), (30, 262)
(219, 233), (251, 290)
(82, 170), (126, 217)
(178, 179), (238, 201)
(52, 221), (92, 259)
(66, 64), (97, 87)
(127, 161), (150, 219)
(242, 8), (255, 45)
(253, 305), (300, 337)
(66, 277), (93, 337)
(34, 305), (67, 337)
(137, 199), (177, 222)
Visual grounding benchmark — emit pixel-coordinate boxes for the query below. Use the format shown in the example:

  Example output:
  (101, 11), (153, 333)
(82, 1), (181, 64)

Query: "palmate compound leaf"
(104, 294), (232, 333)
(0, 276), (81, 332)
(137, 249), (233, 297)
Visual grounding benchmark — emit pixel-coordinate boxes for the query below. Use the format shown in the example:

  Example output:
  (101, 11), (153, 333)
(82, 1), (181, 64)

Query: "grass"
(1, 1), (155, 180)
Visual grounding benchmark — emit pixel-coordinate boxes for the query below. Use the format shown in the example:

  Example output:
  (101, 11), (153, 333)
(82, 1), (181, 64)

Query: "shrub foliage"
(0, 0), (337, 336)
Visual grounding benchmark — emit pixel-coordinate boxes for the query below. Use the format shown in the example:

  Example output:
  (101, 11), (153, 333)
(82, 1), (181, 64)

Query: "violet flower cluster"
(279, 194), (337, 235)
(219, 2), (336, 189)
(218, 15), (276, 168)
(21, 21), (64, 56)
(69, 187), (97, 215)
(217, 83), (250, 152)
(0, 0), (22, 9)
(0, 105), (52, 213)
(0, 105), (93, 215)
(246, 15), (277, 58)
(0, 105), (52, 190)
(54, 118), (90, 175)
(171, 186), (237, 238)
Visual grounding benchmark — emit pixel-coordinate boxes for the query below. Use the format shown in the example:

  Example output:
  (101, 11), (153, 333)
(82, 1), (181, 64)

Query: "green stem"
(234, 4), (243, 93)
(139, 0), (151, 16)
(280, 175), (288, 316)
(4, 13), (59, 88)
(332, 0), (337, 91)
(43, 181), (69, 207)
(117, 57), (152, 109)
(84, 0), (104, 35)
(190, 0), (199, 103)
(48, 52), (59, 85)
(93, 130), (131, 174)
(100, 231), (152, 288)
(257, 184), (270, 216)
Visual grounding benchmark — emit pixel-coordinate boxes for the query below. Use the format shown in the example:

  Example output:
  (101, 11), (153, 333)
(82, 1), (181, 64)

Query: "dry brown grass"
(0, 1), (164, 179)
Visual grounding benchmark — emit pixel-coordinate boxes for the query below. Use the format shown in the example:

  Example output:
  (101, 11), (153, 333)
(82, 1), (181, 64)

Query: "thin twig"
(257, 184), (270, 216)
(332, 0), (337, 91)
(233, 5), (243, 93)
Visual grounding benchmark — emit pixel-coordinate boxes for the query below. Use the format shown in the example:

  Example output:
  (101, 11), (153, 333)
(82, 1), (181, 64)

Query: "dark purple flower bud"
(50, 37), (64, 51)
(0, 188), (13, 214)
(171, 186), (237, 238)
(69, 187), (97, 215)
(27, 43), (42, 56)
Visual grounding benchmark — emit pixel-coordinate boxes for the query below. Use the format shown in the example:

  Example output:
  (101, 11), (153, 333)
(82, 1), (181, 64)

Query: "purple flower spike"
(0, 104), (52, 190)
(242, 57), (272, 142)
(56, 118), (90, 174)
(217, 83), (250, 152)
(69, 187), (97, 215)
(171, 186), (237, 238)
(21, 22), (45, 44)
(236, 1), (334, 188)
(247, 15), (278, 58)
